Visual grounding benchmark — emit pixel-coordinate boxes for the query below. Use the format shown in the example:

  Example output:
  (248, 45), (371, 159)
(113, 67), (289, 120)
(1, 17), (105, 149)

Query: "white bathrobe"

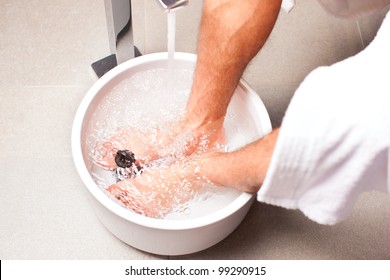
(257, 10), (390, 225)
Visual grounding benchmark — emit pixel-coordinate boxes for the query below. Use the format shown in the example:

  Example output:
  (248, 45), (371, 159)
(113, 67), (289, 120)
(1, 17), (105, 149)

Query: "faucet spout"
(158, 0), (189, 11)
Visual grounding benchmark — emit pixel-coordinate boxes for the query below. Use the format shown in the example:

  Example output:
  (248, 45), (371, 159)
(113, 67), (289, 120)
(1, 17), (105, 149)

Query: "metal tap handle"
(158, 0), (189, 11)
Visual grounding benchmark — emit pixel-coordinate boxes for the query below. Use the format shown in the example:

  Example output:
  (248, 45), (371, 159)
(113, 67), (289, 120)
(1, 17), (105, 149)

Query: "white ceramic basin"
(71, 52), (271, 255)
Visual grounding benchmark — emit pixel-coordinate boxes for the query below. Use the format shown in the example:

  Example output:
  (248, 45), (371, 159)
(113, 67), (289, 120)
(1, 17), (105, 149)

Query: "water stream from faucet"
(167, 11), (176, 94)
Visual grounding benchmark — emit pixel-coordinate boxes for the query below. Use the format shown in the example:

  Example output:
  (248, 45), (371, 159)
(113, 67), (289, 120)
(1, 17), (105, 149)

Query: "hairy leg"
(183, 0), (282, 129)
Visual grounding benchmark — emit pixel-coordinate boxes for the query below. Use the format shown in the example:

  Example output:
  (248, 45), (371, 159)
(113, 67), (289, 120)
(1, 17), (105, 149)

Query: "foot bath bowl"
(72, 52), (271, 255)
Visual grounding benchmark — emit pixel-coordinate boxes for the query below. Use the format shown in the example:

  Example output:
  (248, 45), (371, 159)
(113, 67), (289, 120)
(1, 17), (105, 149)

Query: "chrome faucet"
(92, 0), (189, 78)
(158, 0), (189, 11)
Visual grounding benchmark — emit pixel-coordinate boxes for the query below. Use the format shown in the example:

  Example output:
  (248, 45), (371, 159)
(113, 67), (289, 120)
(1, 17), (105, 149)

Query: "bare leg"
(183, 0), (282, 129)
(196, 129), (280, 193)
(176, 0), (282, 193)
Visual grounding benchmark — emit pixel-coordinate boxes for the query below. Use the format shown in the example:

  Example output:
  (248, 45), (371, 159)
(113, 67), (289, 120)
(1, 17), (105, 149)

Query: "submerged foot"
(92, 120), (225, 171)
(106, 162), (201, 218)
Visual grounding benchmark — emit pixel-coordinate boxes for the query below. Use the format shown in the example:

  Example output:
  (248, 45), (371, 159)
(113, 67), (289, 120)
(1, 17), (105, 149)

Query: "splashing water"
(85, 67), (247, 220)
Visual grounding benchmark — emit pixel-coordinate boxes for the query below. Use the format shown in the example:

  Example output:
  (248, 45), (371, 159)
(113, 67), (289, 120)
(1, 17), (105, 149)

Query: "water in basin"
(84, 65), (261, 220)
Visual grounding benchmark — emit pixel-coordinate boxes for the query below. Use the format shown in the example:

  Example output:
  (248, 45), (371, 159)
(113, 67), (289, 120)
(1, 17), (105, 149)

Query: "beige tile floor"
(1, 0), (389, 259)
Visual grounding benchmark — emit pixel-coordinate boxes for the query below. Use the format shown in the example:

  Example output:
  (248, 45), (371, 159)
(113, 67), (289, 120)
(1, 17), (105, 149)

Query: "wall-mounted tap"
(158, 0), (189, 11)
(92, 0), (189, 78)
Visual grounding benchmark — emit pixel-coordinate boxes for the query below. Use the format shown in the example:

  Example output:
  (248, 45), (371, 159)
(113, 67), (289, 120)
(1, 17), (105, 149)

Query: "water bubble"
(86, 67), (247, 219)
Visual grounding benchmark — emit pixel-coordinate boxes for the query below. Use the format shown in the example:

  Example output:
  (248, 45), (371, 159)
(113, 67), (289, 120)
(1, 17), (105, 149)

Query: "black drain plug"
(115, 150), (136, 168)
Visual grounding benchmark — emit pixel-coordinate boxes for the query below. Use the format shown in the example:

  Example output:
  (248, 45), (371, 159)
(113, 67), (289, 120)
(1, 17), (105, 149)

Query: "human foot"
(92, 120), (224, 170)
(107, 161), (202, 218)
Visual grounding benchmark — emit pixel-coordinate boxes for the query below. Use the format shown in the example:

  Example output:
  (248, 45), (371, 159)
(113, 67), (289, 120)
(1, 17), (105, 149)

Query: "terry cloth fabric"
(257, 10), (390, 225)
(281, 0), (296, 12)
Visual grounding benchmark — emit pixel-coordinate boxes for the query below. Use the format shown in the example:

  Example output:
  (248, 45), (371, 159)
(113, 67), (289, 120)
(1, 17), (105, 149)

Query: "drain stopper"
(115, 150), (136, 168)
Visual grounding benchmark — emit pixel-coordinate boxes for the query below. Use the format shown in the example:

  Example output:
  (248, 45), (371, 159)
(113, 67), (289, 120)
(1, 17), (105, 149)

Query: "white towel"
(257, 10), (390, 225)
